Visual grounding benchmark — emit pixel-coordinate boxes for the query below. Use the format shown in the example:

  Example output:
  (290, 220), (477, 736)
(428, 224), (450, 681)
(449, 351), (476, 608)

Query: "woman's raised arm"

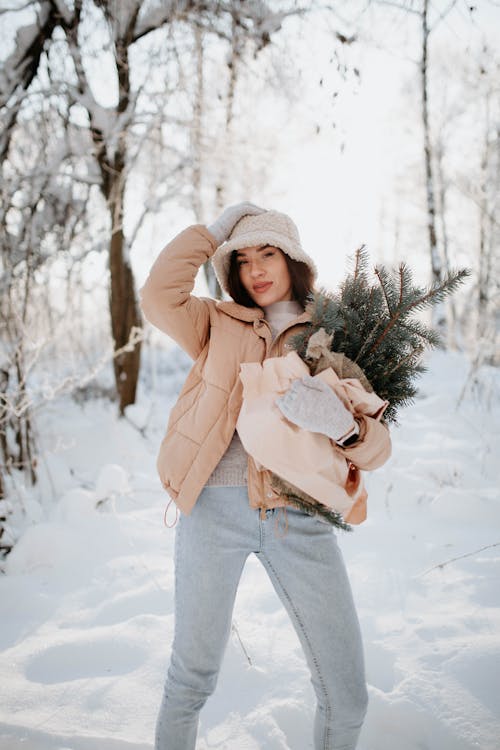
(139, 203), (265, 360)
(139, 225), (217, 360)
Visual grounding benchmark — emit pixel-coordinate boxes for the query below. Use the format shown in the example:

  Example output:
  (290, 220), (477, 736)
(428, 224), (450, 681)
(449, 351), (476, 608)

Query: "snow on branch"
(133, 0), (177, 42)
(0, 1), (53, 107)
(95, 0), (142, 42)
(50, 0), (73, 25)
(132, 0), (301, 47)
(0, 321), (146, 422)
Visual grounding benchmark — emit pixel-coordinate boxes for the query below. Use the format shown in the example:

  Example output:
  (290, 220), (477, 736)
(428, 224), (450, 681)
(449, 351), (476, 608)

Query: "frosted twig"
(418, 542), (500, 577)
(1, 326), (145, 420)
(231, 620), (252, 666)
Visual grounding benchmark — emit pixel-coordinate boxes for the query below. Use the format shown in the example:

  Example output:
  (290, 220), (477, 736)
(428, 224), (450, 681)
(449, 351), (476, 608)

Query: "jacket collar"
(216, 300), (311, 326)
(217, 300), (264, 322)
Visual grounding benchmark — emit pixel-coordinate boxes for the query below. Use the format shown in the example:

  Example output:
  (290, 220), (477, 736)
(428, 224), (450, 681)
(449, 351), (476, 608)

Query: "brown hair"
(227, 249), (315, 309)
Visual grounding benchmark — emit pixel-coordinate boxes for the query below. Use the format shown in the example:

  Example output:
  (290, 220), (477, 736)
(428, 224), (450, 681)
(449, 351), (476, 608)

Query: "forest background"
(1, 0), (499, 531)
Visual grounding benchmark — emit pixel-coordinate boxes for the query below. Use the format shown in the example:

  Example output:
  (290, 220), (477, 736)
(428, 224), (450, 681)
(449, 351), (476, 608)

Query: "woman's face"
(236, 245), (293, 306)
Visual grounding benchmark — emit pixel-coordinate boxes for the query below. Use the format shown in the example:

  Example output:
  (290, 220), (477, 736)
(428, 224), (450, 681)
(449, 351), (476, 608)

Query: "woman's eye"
(237, 259), (248, 266)
(264, 251), (275, 258)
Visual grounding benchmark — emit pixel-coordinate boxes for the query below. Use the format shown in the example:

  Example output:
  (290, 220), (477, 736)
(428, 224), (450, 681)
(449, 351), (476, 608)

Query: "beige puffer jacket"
(139, 225), (391, 518)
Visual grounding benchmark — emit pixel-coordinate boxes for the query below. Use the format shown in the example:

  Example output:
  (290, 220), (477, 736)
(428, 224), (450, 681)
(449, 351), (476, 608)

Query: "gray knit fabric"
(276, 375), (356, 442)
(205, 300), (303, 487)
(205, 431), (248, 487)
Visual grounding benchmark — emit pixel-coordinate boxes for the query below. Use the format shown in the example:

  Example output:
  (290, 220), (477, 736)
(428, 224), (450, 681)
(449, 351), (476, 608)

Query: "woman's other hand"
(276, 375), (358, 444)
(207, 202), (266, 246)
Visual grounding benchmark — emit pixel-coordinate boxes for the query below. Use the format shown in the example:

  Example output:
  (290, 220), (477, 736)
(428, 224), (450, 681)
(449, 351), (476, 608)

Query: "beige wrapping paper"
(237, 351), (388, 518)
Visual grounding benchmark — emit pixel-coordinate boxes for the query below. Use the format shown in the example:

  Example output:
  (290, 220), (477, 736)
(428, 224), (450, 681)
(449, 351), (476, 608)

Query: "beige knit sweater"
(206, 300), (303, 486)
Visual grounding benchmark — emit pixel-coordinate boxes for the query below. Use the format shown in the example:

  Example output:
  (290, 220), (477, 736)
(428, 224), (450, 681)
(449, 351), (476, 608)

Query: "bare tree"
(436, 41), (500, 358)
(0, 1), (58, 161)
(1, 0), (307, 415)
(190, 13), (245, 299)
(368, 0), (467, 336)
(476, 73), (500, 359)
(189, 24), (223, 298)
(434, 136), (459, 348)
(0, 102), (95, 547)
(420, 0), (440, 281)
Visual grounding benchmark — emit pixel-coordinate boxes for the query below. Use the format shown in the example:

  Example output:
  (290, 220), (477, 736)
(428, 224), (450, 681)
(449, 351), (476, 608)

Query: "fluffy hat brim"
(211, 212), (317, 295)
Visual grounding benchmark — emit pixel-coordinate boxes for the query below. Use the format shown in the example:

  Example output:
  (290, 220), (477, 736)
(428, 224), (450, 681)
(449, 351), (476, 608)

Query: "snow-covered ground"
(0, 349), (499, 750)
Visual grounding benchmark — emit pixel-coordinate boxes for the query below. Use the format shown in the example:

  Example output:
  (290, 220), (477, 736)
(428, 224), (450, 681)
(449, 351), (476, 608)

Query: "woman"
(139, 202), (391, 750)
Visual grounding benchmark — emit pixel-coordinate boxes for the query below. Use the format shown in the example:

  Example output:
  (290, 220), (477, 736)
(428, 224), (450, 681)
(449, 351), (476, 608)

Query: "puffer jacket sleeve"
(340, 416), (391, 471)
(139, 225), (218, 360)
(313, 366), (392, 471)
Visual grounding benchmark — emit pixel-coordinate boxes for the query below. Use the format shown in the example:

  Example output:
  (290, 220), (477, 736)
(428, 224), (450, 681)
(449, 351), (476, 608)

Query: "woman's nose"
(249, 261), (264, 276)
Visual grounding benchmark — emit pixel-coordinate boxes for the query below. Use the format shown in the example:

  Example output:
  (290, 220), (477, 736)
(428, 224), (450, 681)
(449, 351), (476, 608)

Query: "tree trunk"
(107, 169), (142, 415)
(191, 26), (221, 297)
(435, 139), (458, 348)
(0, 367), (9, 499)
(421, 0), (445, 334)
(96, 35), (142, 415)
(209, 15), (242, 300)
(192, 25), (204, 224)
(477, 103), (499, 364)
(13, 348), (37, 484)
(477, 99), (491, 333)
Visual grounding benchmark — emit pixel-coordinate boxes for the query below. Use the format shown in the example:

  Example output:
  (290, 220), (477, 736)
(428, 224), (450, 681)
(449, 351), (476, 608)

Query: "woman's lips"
(253, 282), (272, 294)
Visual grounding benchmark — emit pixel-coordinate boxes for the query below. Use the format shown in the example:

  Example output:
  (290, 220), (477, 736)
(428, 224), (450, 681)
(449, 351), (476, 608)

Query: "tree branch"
(418, 542), (500, 576)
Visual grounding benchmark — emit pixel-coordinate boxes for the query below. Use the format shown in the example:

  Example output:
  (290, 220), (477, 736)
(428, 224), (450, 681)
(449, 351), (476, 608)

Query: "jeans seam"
(262, 553), (333, 750)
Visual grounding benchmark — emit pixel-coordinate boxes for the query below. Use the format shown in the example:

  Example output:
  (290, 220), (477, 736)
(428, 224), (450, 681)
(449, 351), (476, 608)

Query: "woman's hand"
(207, 202), (266, 246)
(276, 375), (358, 444)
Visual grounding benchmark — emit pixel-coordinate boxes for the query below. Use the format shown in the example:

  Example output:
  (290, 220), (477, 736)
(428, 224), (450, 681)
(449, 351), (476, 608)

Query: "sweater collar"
(263, 300), (303, 318)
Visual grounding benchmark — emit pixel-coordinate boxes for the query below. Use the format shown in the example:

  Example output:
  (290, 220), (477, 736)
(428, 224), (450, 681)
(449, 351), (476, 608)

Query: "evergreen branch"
(401, 268), (471, 316)
(270, 474), (352, 531)
(290, 256), (469, 429)
(285, 492), (353, 531)
(397, 319), (442, 348)
(384, 345), (425, 377)
(352, 317), (386, 364)
(398, 263), (409, 306)
(374, 265), (395, 316)
(366, 269), (467, 355)
(399, 263), (415, 305)
(352, 245), (366, 280)
(367, 308), (405, 355)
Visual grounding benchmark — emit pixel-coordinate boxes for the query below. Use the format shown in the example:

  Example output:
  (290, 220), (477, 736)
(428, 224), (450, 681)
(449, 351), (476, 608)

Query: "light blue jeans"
(155, 486), (368, 750)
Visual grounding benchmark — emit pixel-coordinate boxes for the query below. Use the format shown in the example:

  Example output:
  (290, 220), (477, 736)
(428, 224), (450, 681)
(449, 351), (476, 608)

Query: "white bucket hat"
(211, 210), (318, 294)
